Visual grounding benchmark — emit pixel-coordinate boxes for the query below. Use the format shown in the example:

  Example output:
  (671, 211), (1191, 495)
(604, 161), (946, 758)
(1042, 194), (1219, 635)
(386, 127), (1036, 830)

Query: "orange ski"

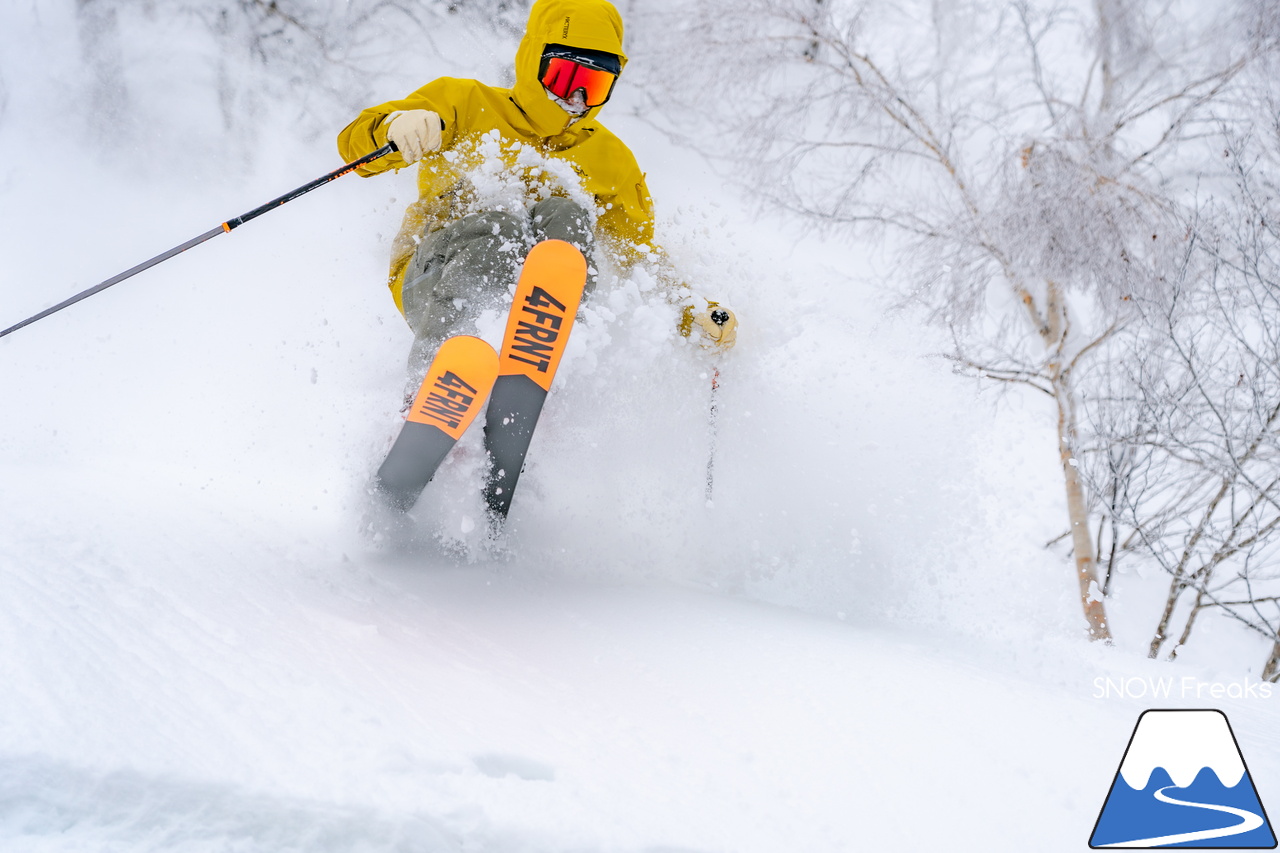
(376, 335), (499, 511)
(495, 239), (588, 388)
(484, 240), (589, 519)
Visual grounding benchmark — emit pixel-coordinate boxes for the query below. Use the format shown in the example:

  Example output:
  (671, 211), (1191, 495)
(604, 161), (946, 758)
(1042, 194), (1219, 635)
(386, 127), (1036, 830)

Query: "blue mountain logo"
(1091, 709), (1276, 848)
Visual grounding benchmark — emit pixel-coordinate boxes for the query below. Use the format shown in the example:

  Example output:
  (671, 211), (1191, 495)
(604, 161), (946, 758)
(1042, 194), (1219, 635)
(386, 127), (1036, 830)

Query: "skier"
(336, 0), (737, 383)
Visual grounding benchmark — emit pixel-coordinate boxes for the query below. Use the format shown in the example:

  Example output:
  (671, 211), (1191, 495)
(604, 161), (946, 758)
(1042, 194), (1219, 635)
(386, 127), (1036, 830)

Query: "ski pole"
(0, 142), (397, 340)
(704, 365), (721, 504)
(703, 308), (731, 504)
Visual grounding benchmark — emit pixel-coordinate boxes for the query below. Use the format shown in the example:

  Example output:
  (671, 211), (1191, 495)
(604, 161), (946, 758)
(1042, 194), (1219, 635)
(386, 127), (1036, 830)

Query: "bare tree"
(66, 0), (526, 148)
(1083, 130), (1280, 675)
(646, 0), (1274, 639)
(75, 0), (131, 141)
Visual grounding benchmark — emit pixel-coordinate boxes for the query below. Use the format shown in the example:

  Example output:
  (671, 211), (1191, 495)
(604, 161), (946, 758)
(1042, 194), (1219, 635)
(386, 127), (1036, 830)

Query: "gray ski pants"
(400, 197), (594, 375)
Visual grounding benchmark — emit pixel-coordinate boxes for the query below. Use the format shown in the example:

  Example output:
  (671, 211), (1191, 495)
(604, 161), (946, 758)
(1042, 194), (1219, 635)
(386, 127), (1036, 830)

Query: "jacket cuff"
(373, 112), (397, 147)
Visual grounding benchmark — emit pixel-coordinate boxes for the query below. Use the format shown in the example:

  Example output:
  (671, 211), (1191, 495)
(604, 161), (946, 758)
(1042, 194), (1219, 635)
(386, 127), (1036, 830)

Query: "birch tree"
(650, 0), (1274, 640)
(1082, 131), (1280, 676)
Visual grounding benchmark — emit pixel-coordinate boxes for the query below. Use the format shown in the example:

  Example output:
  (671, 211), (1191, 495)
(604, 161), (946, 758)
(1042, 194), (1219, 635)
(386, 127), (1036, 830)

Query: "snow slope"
(1, 3), (1277, 850)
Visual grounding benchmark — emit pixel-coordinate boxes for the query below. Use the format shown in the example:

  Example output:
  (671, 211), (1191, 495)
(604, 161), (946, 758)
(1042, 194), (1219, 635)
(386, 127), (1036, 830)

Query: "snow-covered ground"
(1, 3), (1277, 850)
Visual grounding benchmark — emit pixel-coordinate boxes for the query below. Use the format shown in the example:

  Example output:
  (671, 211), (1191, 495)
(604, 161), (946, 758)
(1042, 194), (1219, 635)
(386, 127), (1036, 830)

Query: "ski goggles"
(539, 55), (618, 108)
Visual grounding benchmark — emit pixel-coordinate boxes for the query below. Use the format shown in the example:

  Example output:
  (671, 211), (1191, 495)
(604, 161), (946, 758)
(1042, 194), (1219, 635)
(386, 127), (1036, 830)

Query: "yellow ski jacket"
(337, 0), (654, 313)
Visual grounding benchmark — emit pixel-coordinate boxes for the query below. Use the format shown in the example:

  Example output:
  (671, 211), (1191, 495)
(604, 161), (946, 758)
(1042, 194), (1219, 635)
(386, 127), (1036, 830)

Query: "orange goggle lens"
(539, 57), (617, 107)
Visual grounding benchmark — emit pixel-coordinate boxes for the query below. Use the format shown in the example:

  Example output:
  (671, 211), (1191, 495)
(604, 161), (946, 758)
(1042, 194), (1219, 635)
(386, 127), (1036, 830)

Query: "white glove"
(385, 109), (442, 163)
(692, 306), (738, 349)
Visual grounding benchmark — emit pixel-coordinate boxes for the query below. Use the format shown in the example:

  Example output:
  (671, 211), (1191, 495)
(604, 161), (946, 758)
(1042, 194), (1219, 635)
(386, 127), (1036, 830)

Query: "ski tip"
(527, 238), (588, 273)
(430, 334), (499, 372)
(405, 335), (500, 441)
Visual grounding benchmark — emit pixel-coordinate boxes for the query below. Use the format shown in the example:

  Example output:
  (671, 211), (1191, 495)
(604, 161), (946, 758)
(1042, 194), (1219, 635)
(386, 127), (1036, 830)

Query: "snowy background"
(0, 1), (1276, 850)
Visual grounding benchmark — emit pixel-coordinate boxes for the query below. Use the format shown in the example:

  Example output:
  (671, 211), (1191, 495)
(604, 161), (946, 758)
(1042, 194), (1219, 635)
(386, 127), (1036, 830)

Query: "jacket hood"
(512, 0), (628, 138)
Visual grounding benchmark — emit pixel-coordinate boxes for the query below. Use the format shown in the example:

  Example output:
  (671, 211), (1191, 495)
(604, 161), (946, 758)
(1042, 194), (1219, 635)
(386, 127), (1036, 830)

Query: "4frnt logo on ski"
(507, 286), (568, 373)
(414, 371), (481, 431)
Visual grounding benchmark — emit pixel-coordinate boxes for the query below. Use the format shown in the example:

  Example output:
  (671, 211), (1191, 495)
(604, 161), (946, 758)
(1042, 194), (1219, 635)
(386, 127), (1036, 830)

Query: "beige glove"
(684, 304), (738, 349)
(385, 109), (442, 163)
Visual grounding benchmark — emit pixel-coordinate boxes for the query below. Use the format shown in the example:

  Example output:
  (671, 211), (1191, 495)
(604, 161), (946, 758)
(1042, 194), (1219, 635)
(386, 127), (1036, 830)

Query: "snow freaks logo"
(1090, 710), (1277, 848)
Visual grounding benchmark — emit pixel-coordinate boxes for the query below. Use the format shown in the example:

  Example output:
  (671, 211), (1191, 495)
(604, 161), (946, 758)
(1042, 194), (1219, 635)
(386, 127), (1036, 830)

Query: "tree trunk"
(1030, 283), (1111, 642)
(1057, 382), (1112, 641)
(1264, 641), (1280, 683)
(1149, 572), (1186, 657)
(1167, 591), (1205, 661)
